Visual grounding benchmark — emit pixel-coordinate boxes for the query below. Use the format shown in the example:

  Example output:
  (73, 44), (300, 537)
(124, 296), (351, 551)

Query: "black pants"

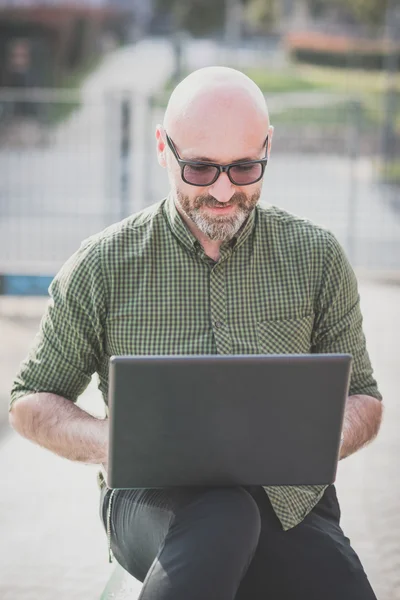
(100, 484), (377, 600)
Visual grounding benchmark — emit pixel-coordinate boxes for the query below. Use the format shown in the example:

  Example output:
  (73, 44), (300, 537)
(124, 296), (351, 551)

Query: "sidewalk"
(0, 279), (399, 600)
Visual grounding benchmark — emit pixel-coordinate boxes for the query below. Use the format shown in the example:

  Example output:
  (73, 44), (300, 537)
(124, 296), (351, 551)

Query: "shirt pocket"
(257, 314), (314, 354)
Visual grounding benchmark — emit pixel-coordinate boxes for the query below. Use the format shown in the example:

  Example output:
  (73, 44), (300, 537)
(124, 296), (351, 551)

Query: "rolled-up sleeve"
(10, 238), (107, 408)
(313, 233), (382, 400)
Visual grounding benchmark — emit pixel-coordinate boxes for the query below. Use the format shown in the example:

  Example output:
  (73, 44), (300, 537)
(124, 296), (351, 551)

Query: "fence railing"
(0, 86), (399, 294)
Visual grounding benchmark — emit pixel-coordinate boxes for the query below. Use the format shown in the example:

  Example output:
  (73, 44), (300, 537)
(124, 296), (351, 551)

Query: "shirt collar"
(163, 193), (257, 256)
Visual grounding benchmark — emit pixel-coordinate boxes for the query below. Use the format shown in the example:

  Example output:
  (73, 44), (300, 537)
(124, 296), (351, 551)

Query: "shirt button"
(214, 320), (223, 329)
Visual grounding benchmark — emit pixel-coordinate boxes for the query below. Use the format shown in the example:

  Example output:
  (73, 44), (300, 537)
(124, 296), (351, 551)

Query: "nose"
(208, 172), (236, 204)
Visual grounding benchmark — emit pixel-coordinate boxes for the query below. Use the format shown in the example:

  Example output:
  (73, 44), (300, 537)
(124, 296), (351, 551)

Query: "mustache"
(194, 192), (251, 210)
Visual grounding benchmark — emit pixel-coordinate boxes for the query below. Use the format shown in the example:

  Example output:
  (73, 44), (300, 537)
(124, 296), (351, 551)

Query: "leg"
(235, 485), (378, 600)
(100, 485), (261, 600)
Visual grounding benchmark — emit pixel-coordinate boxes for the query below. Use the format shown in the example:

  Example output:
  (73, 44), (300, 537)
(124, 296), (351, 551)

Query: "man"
(9, 67), (382, 599)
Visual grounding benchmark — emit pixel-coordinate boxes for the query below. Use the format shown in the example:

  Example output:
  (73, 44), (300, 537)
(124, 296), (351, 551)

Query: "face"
(157, 89), (273, 242)
(157, 130), (272, 242)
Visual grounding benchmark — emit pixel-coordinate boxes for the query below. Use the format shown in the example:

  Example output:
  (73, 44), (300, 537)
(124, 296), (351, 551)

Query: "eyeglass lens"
(183, 163), (263, 186)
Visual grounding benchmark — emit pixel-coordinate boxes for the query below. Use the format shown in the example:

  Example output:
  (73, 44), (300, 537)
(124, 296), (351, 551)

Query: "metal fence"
(0, 85), (399, 293)
(0, 87), (161, 282)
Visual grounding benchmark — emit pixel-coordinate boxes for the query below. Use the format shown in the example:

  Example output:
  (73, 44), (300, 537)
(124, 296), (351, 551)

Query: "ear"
(155, 125), (167, 168)
(267, 125), (274, 158)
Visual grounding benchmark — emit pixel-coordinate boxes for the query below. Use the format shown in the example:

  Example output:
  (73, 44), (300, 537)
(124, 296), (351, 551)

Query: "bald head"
(164, 67), (269, 148)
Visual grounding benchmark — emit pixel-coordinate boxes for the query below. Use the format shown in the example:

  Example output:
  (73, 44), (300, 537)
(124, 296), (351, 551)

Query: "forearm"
(340, 394), (383, 460)
(9, 392), (108, 464)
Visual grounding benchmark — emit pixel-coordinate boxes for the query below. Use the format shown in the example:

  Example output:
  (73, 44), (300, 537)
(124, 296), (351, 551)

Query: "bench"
(101, 564), (142, 599)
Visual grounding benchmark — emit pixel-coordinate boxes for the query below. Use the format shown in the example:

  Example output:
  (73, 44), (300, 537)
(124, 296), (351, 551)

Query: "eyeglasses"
(165, 133), (269, 187)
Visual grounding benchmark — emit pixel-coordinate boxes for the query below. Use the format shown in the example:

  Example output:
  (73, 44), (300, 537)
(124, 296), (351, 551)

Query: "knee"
(192, 487), (261, 548)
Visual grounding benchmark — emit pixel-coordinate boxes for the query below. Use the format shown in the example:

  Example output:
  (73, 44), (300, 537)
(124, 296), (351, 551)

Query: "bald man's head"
(164, 66), (269, 138)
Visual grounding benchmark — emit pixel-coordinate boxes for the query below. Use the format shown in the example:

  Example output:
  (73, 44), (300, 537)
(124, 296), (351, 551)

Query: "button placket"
(209, 263), (232, 354)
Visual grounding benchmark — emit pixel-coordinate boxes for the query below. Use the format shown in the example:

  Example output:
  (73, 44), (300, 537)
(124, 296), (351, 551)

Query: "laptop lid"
(107, 354), (351, 489)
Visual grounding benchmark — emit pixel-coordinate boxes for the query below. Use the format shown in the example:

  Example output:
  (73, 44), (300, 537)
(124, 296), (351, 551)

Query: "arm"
(9, 392), (108, 464)
(9, 238), (108, 464)
(313, 233), (383, 460)
(340, 394), (383, 460)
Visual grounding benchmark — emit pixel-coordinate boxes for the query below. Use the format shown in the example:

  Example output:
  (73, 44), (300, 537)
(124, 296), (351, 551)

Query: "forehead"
(174, 123), (266, 164)
(174, 133), (266, 164)
(168, 89), (268, 163)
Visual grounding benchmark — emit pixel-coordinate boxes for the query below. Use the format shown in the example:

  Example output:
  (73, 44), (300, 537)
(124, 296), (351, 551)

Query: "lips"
(209, 205), (233, 209)
(205, 204), (235, 210)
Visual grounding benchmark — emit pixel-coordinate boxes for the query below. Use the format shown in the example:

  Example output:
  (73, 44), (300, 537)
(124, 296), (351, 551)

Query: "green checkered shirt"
(11, 194), (381, 530)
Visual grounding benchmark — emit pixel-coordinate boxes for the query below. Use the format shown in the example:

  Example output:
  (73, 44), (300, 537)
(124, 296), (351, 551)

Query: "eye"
(186, 165), (215, 173)
(233, 164), (259, 173)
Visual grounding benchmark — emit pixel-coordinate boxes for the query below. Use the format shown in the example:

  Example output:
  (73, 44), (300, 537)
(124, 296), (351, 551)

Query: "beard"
(175, 189), (261, 241)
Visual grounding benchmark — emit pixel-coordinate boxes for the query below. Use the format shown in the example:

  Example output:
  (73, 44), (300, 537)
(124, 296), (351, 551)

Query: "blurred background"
(0, 1), (399, 599)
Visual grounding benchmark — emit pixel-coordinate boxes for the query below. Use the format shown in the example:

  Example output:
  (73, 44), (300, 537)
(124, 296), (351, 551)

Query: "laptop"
(106, 354), (351, 489)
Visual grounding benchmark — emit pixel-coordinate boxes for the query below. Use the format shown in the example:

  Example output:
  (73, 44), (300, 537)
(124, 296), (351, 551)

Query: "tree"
(310, 0), (389, 29)
(243, 0), (280, 32)
(339, 0), (389, 27)
(154, 0), (225, 36)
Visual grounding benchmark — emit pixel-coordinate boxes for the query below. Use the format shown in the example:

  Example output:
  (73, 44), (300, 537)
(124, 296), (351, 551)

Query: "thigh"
(101, 485), (234, 582)
(101, 487), (202, 581)
(236, 485), (377, 600)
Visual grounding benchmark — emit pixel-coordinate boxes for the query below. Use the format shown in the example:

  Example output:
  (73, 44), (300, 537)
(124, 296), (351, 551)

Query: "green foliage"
(243, 0), (280, 32)
(157, 65), (330, 108)
(155, 0), (390, 34)
(339, 0), (388, 26)
(243, 67), (333, 93)
(154, 0), (225, 35)
(271, 102), (375, 129)
(310, 0), (388, 28)
(381, 161), (400, 184)
(160, 62), (400, 134)
(47, 55), (101, 125)
(291, 47), (398, 71)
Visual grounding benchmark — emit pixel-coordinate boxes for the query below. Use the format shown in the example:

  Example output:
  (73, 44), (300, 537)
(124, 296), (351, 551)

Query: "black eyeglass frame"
(165, 133), (269, 187)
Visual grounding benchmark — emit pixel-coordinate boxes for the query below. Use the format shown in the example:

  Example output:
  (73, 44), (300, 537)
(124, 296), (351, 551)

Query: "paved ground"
(0, 278), (399, 599)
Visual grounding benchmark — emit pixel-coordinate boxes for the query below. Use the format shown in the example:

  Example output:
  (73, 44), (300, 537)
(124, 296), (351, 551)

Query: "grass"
(271, 103), (364, 128)
(289, 63), (400, 96)
(160, 63), (400, 132)
(59, 54), (102, 90)
(235, 66), (333, 94)
(380, 160), (400, 185)
(160, 65), (332, 102)
(245, 64), (400, 132)
(46, 55), (102, 125)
